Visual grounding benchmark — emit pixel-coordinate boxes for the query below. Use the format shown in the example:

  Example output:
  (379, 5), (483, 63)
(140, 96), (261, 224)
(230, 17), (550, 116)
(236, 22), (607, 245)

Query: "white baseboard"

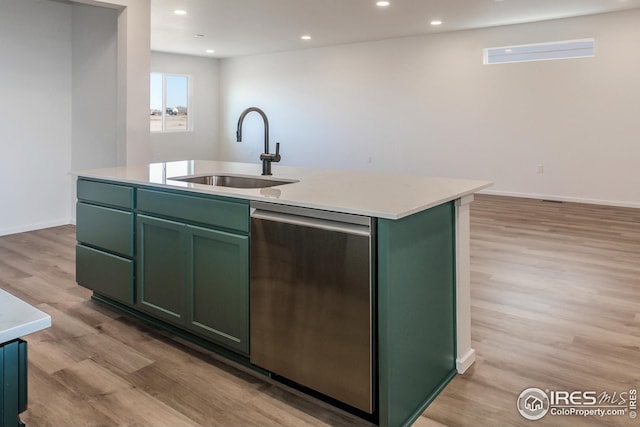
(0, 219), (72, 237)
(456, 348), (476, 374)
(480, 189), (640, 209)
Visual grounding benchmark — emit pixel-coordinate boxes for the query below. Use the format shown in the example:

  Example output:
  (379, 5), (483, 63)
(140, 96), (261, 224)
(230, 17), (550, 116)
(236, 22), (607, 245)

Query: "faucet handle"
(270, 142), (280, 163)
(273, 142), (281, 162)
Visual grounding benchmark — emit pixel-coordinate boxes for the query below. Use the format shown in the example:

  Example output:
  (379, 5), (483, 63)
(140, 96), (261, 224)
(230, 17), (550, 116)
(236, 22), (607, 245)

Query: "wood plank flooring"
(1, 194), (638, 426)
(0, 226), (370, 427)
(424, 195), (640, 427)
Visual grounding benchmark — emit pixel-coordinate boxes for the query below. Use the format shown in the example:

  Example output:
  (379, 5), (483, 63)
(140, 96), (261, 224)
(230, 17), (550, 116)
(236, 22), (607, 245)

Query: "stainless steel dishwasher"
(250, 201), (374, 414)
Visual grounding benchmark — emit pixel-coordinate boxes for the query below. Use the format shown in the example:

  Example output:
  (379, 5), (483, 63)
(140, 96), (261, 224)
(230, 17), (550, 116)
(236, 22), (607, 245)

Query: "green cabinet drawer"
(76, 202), (134, 257)
(77, 179), (134, 209)
(137, 189), (249, 233)
(76, 244), (134, 304)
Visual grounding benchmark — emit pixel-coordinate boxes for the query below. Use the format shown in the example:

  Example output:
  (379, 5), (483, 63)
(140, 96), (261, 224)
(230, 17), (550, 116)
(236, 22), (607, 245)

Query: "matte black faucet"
(236, 107), (281, 176)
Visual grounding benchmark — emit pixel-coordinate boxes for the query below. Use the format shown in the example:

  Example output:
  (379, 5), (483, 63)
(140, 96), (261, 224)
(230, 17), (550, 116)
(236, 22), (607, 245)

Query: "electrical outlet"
(537, 164), (544, 174)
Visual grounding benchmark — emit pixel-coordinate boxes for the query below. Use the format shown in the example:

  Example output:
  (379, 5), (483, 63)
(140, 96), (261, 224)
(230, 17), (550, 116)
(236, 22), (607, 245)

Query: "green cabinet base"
(0, 339), (28, 427)
(76, 178), (459, 426)
(377, 201), (457, 427)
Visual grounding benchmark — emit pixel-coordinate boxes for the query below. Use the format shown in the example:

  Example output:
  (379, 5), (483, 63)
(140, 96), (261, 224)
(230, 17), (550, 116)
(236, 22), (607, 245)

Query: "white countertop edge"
(71, 161), (493, 220)
(0, 316), (52, 344)
(0, 289), (52, 344)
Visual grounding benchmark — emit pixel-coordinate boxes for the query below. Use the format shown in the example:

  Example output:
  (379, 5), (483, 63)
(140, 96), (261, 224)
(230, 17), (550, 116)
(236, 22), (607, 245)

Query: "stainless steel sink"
(171, 174), (297, 189)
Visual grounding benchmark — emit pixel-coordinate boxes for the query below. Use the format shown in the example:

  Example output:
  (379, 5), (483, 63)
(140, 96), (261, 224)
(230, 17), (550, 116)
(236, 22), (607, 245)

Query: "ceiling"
(151, 0), (640, 58)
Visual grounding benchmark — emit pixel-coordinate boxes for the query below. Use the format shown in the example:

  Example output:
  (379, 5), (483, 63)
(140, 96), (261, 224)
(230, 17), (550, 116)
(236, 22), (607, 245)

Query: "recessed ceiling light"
(205, 49), (215, 53)
(174, 9), (187, 15)
(301, 35), (311, 40)
(430, 20), (443, 26)
(376, 1), (390, 6)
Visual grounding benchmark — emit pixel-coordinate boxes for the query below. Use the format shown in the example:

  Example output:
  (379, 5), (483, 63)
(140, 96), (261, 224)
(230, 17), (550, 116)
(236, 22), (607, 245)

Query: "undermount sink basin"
(171, 174), (297, 189)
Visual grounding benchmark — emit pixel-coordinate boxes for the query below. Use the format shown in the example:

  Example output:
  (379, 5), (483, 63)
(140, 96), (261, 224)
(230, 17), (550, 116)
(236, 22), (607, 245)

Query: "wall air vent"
(484, 38), (595, 65)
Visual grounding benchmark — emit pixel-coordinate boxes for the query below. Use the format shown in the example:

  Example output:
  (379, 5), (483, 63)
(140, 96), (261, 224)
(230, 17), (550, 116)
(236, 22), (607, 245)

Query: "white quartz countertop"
(0, 289), (51, 344)
(72, 161), (492, 219)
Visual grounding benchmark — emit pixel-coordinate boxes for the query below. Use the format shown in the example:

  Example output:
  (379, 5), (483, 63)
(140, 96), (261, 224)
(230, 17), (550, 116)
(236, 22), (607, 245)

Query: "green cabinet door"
(186, 225), (249, 354)
(0, 339), (27, 427)
(136, 214), (249, 352)
(137, 215), (186, 325)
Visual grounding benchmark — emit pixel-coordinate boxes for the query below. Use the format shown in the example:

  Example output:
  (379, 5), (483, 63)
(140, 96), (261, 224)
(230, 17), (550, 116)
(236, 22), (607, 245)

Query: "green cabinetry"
(76, 179), (135, 305)
(0, 339), (28, 427)
(377, 201), (456, 427)
(136, 190), (250, 354)
(76, 245), (134, 304)
(76, 180), (250, 355)
(75, 175), (458, 426)
(137, 215), (186, 323)
(137, 188), (248, 232)
(77, 179), (134, 209)
(187, 225), (248, 353)
(76, 203), (133, 257)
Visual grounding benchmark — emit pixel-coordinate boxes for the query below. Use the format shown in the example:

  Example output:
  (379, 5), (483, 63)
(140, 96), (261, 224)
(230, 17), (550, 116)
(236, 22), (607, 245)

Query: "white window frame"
(483, 38), (595, 65)
(150, 72), (192, 133)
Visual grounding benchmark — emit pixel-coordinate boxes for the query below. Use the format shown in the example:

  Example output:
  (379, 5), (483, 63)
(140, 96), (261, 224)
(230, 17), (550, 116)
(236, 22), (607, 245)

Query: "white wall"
(114, 0), (151, 166)
(72, 3), (118, 170)
(72, 0), (152, 166)
(0, 0), (72, 236)
(0, 0), (149, 235)
(150, 52), (220, 162)
(69, 2), (119, 225)
(219, 10), (640, 208)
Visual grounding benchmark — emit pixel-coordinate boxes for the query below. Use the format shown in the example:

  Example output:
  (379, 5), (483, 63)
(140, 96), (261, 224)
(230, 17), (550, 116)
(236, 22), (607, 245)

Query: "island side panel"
(455, 195), (475, 373)
(377, 201), (457, 427)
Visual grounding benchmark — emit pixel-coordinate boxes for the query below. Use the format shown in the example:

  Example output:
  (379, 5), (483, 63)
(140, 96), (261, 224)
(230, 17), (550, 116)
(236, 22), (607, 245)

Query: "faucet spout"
(236, 107), (269, 155)
(236, 107), (281, 175)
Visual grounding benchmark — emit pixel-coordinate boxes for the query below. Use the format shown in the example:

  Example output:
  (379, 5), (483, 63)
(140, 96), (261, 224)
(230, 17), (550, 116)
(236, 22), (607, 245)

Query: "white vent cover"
(484, 39), (595, 64)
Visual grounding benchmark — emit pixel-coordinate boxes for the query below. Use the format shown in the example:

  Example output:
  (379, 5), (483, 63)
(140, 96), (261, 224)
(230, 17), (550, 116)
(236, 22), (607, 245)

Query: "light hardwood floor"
(1, 194), (638, 426)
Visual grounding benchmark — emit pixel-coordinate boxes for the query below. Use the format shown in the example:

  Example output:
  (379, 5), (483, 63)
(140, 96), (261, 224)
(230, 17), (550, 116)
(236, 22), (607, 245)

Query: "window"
(150, 73), (190, 132)
(148, 160), (194, 183)
(483, 38), (595, 65)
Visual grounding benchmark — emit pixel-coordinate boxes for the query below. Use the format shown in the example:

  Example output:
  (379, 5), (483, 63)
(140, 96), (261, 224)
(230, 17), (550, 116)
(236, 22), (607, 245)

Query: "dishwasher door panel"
(250, 216), (373, 413)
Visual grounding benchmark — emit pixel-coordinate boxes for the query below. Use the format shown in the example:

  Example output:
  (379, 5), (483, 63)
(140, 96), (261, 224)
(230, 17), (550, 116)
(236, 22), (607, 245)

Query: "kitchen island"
(0, 289), (52, 427)
(72, 160), (490, 427)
